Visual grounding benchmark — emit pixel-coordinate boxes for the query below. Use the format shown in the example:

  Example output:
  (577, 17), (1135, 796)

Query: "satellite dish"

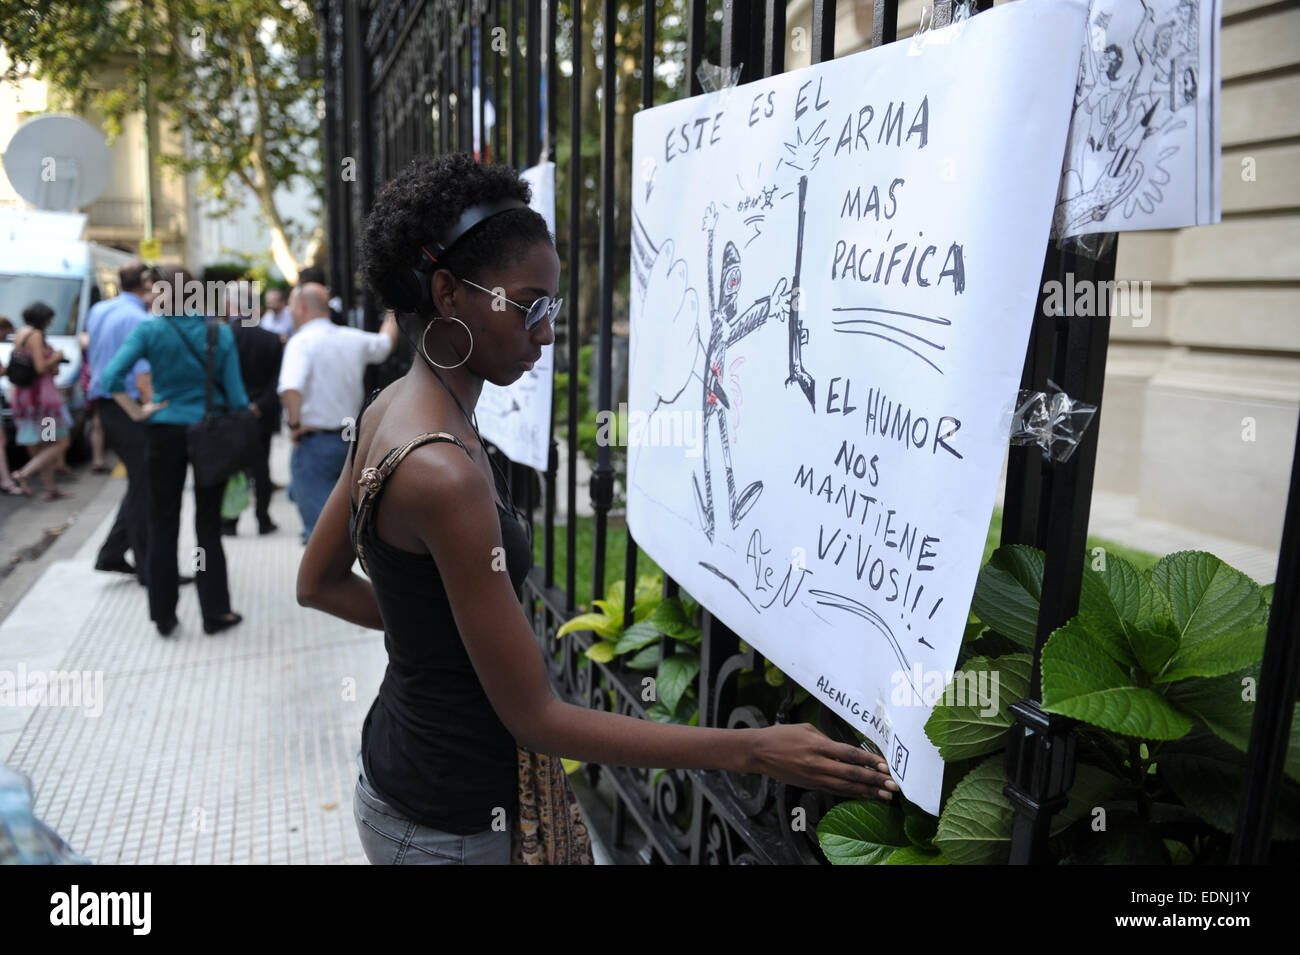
(2, 113), (112, 211)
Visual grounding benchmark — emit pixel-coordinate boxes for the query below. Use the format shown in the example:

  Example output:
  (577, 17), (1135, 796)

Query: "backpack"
(5, 335), (37, 387)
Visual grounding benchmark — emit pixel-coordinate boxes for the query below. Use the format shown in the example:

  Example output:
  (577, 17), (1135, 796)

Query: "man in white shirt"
(259, 288), (294, 342)
(277, 283), (398, 542)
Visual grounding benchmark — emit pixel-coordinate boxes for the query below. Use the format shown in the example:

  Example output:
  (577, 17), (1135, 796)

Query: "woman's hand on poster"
(752, 722), (898, 802)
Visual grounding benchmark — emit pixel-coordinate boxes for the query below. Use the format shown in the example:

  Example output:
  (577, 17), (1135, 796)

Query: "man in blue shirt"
(87, 263), (192, 588)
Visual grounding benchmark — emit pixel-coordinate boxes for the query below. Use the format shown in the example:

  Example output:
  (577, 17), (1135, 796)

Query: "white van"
(0, 209), (135, 457)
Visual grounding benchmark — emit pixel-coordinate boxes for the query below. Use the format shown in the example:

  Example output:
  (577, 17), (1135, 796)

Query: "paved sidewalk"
(1087, 489), (1279, 585)
(1, 437), (385, 864)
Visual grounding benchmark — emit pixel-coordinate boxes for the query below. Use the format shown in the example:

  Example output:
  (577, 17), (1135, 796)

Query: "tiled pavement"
(1, 437), (385, 864)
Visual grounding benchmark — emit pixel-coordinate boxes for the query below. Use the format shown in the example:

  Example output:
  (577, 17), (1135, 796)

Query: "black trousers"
(145, 423), (232, 625)
(248, 431), (274, 524)
(96, 401), (150, 582)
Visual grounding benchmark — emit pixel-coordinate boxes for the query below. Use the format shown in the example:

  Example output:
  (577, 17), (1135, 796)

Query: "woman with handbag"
(101, 264), (251, 638)
(296, 155), (896, 865)
(7, 302), (75, 501)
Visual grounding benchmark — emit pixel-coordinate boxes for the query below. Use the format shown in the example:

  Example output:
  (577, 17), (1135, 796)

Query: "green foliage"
(820, 545), (1297, 865)
(1, 0), (322, 272)
(556, 574), (702, 726)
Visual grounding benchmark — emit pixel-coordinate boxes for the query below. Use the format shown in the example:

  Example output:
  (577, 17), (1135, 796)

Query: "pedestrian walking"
(78, 324), (111, 474)
(277, 282), (397, 543)
(0, 316), (26, 497)
(86, 262), (193, 587)
(223, 295), (283, 536)
(296, 266), (346, 325)
(101, 264), (247, 638)
(296, 154), (896, 866)
(258, 287), (293, 342)
(7, 302), (74, 501)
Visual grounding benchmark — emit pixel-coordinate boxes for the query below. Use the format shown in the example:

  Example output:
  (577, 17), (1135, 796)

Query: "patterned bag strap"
(351, 430), (473, 577)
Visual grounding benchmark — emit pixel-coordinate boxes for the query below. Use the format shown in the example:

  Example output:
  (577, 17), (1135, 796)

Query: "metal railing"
(316, 0), (1300, 865)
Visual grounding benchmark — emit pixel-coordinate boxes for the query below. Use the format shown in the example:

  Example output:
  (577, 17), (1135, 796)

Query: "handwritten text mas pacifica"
(663, 77), (966, 295)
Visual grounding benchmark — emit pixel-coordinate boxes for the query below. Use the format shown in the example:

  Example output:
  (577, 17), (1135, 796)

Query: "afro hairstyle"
(360, 152), (553, 328)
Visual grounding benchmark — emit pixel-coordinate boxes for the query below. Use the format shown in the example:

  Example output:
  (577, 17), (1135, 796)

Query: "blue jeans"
(288, 431), (349, 541)
(353, 756), (513, 865)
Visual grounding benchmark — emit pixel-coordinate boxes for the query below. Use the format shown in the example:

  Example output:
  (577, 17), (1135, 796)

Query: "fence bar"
(1004, 243), (1115, 865)
(546, 0), (558, 159)
(686, 0), (706, 96)
(590, 0), (618, 604)
(642, 0), (655, 107)
(344, 0), (369, 323)
(510, 0), (521, 167)
(543, 0), (559, 588)
(526, 0), (541, 164)
(565, 0), (583, 611)
(439, 4), (451, 154)
(1231, 411), (1300, 862)
(721, 0), (748, 75)
(613, 0), (658, 627)
(1001, 255), (1055, 549)
(456, 7), (467, 153)
(763, 0), (785, 74)
(478, 2), (487, 159)
(449, 4), (459, 152)
(319, 3), (343, 308)
(872, 0), (898, 47)
(622, 540), (639, 629)
(493, 0), (504, 162)
(464, 8), (476, 153)
(810, 0), (835, 63)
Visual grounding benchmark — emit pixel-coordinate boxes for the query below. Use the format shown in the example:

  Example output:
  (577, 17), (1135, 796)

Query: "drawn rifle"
(785, 174), (815, 411)
(1098, 62), (1142, 151)
(1108, 98), (1160, 178)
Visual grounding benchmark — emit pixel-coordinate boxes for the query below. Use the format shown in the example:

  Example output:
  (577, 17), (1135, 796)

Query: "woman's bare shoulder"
(354, 386), (485, 504)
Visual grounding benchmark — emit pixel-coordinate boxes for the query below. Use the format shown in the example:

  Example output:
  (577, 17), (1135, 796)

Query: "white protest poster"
(1053, 0), (1221, 237)
(627, 0), (1089, 814)
(478, 160), (556, 471)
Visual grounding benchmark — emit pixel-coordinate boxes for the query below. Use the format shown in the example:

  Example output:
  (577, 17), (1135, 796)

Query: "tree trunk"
(242, 27), (301, 284)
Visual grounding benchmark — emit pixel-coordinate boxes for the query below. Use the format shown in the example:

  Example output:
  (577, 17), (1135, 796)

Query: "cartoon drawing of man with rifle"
(693, 200), (800, 542)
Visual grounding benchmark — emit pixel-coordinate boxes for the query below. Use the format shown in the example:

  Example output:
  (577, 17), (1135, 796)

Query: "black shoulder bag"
(5, 332), (38, 387)
(163, 317), (261, 487)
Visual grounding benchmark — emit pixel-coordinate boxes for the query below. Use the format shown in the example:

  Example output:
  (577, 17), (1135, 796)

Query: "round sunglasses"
(457, 275), (562, 331)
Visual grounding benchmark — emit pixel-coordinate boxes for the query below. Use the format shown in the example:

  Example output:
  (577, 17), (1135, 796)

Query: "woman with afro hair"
(297, 153), (896, 865)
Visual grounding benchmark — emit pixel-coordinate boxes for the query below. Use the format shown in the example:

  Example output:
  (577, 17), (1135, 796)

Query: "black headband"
(418, 196), (530, 269)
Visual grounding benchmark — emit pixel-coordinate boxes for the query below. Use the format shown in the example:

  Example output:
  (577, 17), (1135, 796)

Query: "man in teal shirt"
(101, 265), (251, 638)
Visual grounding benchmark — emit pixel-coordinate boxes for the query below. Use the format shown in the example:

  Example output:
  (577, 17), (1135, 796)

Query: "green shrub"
(818, 547), (1296, 864)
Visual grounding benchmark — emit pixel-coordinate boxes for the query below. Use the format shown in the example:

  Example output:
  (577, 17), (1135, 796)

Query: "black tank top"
(347, 387), (531, 834)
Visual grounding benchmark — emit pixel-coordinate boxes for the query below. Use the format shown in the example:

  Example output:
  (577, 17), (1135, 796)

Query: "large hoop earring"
(419, 315), (473, 370)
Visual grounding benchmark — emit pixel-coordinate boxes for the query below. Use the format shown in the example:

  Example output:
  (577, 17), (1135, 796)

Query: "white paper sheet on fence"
(627, 0), (1089, 814)
(478, 160), (556, 471)
(1052, 0), (1221, 237)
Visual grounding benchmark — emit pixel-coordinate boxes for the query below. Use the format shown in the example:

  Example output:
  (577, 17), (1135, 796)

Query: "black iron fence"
(316, 0), (1300, 864)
